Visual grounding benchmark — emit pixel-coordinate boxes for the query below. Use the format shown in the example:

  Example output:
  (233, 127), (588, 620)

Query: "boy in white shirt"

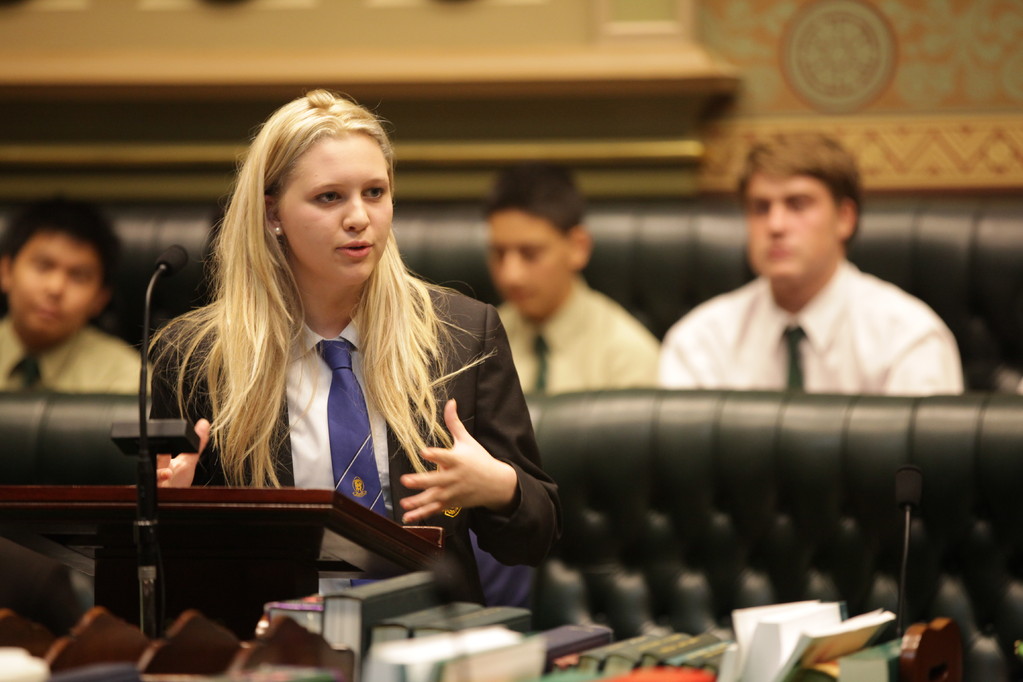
(659, 134), (962, 395)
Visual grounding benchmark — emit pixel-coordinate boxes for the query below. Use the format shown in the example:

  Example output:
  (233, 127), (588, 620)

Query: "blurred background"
(0, 0), (1018, 204)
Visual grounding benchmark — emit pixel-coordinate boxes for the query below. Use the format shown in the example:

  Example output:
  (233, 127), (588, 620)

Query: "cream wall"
(0, 0), (1019, 200)
(0, 0), (739, 201)
(0, 0), (603, 51)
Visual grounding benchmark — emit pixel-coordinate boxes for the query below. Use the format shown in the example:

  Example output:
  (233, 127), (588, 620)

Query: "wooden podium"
(0, 485), (443, 638)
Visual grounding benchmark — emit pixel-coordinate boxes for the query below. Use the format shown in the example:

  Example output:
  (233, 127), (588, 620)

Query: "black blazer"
(152, 289), (561, 602)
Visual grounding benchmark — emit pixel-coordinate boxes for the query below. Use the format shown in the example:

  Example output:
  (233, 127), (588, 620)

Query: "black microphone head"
(155, 245), (189, 276)
(895, 464), (923, 510)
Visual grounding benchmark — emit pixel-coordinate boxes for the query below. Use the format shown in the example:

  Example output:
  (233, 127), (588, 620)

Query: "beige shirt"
(499, 277), (660, 395)
(0, 317), (141, 393)
(659, 261), (964, 395)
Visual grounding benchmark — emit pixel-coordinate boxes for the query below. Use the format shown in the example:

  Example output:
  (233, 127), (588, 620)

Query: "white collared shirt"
(286, 324), (392, 512)
(659, 261), (964, 395)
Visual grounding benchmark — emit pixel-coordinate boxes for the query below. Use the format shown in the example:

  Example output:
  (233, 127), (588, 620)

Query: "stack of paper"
(728, 601), (895, 682)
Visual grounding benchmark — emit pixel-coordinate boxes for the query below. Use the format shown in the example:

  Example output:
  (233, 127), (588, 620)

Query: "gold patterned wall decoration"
(782, 0), (896, 113)
(698, 0), (1023, 191)
(700, 0), (1023, 113)
(698, 115), (1023, 193)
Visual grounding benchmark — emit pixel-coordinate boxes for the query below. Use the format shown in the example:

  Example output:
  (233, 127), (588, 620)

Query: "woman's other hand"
(156, 418), (210, 487)
(399, 400), (519, 523)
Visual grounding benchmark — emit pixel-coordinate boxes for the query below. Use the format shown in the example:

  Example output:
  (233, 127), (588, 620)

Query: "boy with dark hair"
(485, 162), (659, 394)
(0, 198), (139, 392)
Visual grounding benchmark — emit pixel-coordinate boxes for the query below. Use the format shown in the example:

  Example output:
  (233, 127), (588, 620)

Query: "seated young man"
(485, 162), (660, 395)
(659, 134), (963, 395)
(0, 198), (139, 393)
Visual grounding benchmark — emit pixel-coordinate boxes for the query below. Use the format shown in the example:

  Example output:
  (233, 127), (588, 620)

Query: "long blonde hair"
(154, 90), (453, 486)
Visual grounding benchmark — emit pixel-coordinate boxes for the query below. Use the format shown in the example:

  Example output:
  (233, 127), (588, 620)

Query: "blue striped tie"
(320, 339), (384, 515)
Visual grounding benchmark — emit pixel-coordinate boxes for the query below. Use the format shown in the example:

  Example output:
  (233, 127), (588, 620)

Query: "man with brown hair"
(659, 134), (963, 394)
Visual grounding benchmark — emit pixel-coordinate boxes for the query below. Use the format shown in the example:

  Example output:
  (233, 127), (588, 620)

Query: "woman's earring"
(274, 226), (282, 236)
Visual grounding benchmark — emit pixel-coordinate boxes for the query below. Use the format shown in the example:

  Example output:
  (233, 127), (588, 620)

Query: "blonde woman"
(150, 90), (560, 603)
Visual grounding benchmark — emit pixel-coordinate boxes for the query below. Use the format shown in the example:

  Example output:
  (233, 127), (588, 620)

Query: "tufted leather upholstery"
(0, 392), (136, 485)
(526, 389), (1023, 682)
(100, 205), (216, 347)
(395, 198), (1023, 391)
(4, 198), (1022, 389)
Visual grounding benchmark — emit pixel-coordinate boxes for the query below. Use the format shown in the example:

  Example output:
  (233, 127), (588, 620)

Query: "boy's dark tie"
(784, 325), (806, 390)
(13, 355), (41, 390)
(534, 333), (549, 393)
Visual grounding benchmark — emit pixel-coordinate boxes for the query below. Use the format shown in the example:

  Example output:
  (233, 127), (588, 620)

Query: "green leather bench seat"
(0, 393), (136, 485)
(102, 205), (215, 347)
(526, 389), (1023, 682)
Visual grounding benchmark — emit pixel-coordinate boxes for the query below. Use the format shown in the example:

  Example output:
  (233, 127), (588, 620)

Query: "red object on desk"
(603, 667), (716, 682)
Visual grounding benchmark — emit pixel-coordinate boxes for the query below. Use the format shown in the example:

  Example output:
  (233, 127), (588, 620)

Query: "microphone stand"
(895, 464), (923, 638)
(135, 259), (173, 638)
(897, 498), (912, 637)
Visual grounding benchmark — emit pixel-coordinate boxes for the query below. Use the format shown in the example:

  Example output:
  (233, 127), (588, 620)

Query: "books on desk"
(371, 603), (484, 645)
(637, 632), (723, 668)
(262, 582), (896, 682)
(321, 571), (440, 675)
(519, 668), (714, 682)
(605, 669), (716, 682)
(787, 638), (901, 682)
(602, 632), (730, 676)
(735, 600), (844, 682)
(777, 608), (896, 680)
(835, 638), (900, 681)
(547, 628), (732, 678)
(541, 623), (614, 670)
(264, 595), (325, 635)
(57, 664), (343, 682)
(575, 633), (666, 674)
(363, 625), (545, 682)
(412, 605), (531, 638)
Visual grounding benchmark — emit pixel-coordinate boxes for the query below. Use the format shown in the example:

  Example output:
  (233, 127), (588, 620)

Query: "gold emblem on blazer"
(443, 507), (462, 517)
(352, 477), (368, 498)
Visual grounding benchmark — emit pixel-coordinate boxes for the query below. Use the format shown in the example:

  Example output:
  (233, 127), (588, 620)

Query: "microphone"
(155, 244), (189, 277)
(895, 464), (923, 637)
(139, 245), (190, 465)
(135, 245), (189, 638)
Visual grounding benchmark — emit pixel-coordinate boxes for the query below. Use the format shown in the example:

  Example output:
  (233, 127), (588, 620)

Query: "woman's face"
(266, 134), (393, 309)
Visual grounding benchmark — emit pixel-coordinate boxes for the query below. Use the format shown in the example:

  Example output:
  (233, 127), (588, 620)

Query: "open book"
(732, 601), (894, 682)
(778, 609), (895, 681)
